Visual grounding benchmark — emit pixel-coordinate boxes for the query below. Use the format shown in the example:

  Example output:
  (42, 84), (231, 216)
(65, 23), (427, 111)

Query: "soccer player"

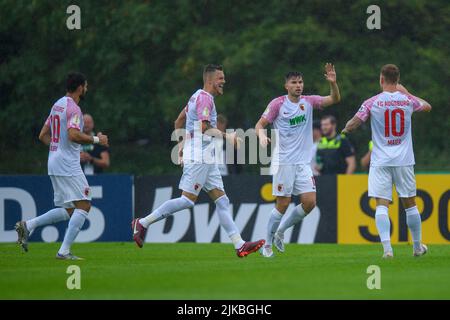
(342, 64), (431, 258)
(15, 72), (109, 260)
(132, 64), (265, 258)
(255, 64), (341, 257)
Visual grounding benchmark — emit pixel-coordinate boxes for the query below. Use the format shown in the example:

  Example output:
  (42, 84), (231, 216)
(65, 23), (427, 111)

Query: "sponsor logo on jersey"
(289, 114), (306, 126)
(202, 107), (210, 117)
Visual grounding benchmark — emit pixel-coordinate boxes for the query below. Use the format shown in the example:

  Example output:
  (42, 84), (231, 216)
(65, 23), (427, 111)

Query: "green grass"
(0, 243), (449, 300)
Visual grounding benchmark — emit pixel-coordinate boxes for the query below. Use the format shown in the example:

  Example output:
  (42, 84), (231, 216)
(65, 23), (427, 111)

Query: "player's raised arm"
(396, 84), (432, 112)
(342, 116), (364, 134)
(255, 117), (271, 147)
(321, 63), (341, 108)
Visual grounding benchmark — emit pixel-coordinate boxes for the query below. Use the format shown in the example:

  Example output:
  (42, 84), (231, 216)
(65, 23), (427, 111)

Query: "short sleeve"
(67, 100), (82, 130)
(303, 95), (325, 110)
(261, 97), (284, 123)
(196, 93), (213, 121)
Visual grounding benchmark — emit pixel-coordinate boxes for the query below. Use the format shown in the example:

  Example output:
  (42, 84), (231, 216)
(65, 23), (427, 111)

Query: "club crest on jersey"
(277, 184), (283, 192)
(194, 183), (201, 191)
(202, 107), (210, 117)
(299, 104), (305, 111)
(84, 187), (90, 196)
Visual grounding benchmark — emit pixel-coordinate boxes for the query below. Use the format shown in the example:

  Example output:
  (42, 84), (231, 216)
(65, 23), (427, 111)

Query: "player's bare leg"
(375, 198), (394, 258)
(207, 188), (265, 258)
(15, 207), (71, 253)
(274, 192), (316, 254)
(401, 197), (427, 257)
(56, 201), (90, 260)
(132, 191), (196, 248)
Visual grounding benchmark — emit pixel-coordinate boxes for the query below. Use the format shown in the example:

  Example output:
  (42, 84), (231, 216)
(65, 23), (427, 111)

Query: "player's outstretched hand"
(97, 132), (109, 147)
(324, 63), (336, 83)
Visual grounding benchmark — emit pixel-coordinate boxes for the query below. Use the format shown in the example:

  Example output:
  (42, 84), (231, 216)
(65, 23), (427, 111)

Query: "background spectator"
(316, 115), (356, 175)
(80, 114), (110, 175)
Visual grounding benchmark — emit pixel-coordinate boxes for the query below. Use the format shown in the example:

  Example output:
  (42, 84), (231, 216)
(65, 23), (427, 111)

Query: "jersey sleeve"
(261, 97), (283, 123)
(406, 94), (425, 112)
(355, 98), (374, 122)
(303, 95), (325, 110)
(196, 93), (213, 121)
(66, 100), (82, 131)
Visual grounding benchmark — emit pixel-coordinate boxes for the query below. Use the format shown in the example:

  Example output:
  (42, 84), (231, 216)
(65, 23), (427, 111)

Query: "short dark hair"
(380, 64), (400, 84)
(321, 114), (337, 125)
(66, 72), (87, 93)
(285, 71), (303, 82)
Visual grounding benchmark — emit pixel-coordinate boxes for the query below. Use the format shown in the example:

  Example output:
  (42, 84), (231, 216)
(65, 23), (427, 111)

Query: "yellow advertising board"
(338, 174), (450, 244)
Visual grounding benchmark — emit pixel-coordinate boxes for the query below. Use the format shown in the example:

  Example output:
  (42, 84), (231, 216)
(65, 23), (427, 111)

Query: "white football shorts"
(50, 174), (91, 208)
(368, 165), (416, 201)
(272, 164), (316, 197)
(179, 163), (224, 196)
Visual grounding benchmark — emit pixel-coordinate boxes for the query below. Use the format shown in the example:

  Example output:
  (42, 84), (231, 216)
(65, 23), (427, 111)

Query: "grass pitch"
(1, 242), (449, 300)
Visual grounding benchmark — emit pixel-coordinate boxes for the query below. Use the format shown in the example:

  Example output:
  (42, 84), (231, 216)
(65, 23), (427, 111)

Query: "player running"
(342, 64), (431, 258)
(15, 72), (109, 260)
(132, 64), (265, 258)
(255, 64), (341, 257)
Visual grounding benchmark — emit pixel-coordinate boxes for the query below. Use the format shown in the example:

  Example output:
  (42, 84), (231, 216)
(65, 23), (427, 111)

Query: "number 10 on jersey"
(50, 115), (61, 143)
(384, 109), (405, 137)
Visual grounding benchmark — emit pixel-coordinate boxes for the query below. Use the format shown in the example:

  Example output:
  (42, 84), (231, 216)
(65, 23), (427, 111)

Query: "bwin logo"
(143, 187), (321, 244)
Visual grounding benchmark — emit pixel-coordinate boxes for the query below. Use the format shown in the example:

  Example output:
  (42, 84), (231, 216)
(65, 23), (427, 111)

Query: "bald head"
(83, 114), (94, 134)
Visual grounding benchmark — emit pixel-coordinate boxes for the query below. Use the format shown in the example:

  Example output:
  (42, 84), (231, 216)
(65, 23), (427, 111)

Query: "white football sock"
(58, 209), (88, 255)
(139, 195), (194, 228)
(277, 204), (307, 234)
(266, 208), (283, 246)
(215, 195), (244, 249)
(405, 206), (422, 251)
(375, 205), (392, 253)
(25, 208), (70, 233)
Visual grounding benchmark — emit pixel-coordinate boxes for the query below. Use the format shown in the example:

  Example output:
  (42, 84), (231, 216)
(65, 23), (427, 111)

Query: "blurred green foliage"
(0, 0), (449, 174)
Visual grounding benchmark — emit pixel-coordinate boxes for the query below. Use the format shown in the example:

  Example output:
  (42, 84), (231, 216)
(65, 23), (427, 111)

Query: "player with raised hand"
(15, 72), (109, 260)
(132, 64), (265, 258)
(342, 64), (431, 258)
(255, 63), (341, 257)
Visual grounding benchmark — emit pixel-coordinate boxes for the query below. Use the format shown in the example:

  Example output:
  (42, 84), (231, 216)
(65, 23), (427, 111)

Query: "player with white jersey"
(255, 64), (341, 257)
(342, 64), (431, 258)
(15, 72), (108, 260)
(132, 64), (265, 258)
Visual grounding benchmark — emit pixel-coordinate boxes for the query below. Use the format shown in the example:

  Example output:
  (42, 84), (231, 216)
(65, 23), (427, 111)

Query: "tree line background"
(1, 0), (449, 175)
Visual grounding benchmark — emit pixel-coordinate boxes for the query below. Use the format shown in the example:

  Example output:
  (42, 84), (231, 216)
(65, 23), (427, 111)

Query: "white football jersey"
(183, 89), (217, 163)
(356, 91), (425, 166)
(45, 96), (84, 176)
(262, 95), (325, 165)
